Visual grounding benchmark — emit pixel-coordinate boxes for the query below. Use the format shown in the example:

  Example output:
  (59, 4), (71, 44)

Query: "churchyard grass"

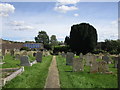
(56, 55), (118, 88)
(2, 54), (36, 68)
(2, 54), (21, 68)
(2, 55), (52, 88)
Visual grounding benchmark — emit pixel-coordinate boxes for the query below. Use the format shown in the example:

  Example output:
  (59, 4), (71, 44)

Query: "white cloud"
(54, 0), (80, 13)
(0, 3), (15, 17)
(15, 26), (34, 31)
(57, 0), (80, 5)
(54, 5), (78, 13)
(11, 21), (25, 26)
(74, 13), (79, 17)
(111, 20), (118, 27)
(7, 20), (34, 31)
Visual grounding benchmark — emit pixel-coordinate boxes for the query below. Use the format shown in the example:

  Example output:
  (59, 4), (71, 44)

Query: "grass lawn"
(2, 55), (52, 88)
(56, 55), (118, 88)
(1, 54), (36, 69)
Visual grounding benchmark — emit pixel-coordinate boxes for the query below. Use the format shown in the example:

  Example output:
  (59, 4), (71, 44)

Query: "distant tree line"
(34, 31), (64, 50)
(95, 39), (120, 54)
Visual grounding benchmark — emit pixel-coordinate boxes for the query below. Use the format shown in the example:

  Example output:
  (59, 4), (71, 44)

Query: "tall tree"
(35, 31), (49, 45)
(64, 36), (70, 45)
(69, 23), (98, 55)
(50, 35), (58, 47)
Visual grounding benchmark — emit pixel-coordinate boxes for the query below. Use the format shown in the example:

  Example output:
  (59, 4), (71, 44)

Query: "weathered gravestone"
(73, 58), (84, 72)
(10, 50), (14, 56)
(112, 57), (118, 68)
(85, 53), (95, 66)
(0, 56), (5, 65)
(102, 55), (110, 64)
(35, 51), (42, 62)
(66, 52), (74, 65)
(15, 54), (20, 60)
(98, 61), (109, 73)
(2, 49), (5, 56)
(90, 55), (100, 73)
(79, 53), (83, 59)
(61, 52), (66, 58)
(20, 56), (32, 66)
(27, 51), (33, 57)
(0, 56), (4, 60)
(90, 61), (98, 73)
(21, 51), (28, 56)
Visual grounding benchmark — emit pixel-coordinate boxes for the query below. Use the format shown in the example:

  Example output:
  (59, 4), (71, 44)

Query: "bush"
(53, 45), (70, 54)
(20, 47), (30, 51)
(92, 49), (106, 54)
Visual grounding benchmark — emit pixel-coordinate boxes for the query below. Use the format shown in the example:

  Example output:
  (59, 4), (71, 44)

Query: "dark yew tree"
(64, 36), (70, 45)
(69, 23), (98, 55)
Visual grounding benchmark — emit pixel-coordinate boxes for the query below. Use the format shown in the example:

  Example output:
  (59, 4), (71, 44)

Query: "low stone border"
(0, 67), (24, 87)
(31, 60), (37, 65)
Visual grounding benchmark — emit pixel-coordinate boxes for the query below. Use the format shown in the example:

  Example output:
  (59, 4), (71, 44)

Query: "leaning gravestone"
(98, 61), (109, 73)
(35, 51), (42, 62)
(20, 56), (32, 66)
(66, 52), (74, 65)
(73, 58), (84, 72)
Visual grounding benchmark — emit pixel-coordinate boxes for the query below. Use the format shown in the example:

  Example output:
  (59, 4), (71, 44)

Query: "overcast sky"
(0, 0), (119, 42)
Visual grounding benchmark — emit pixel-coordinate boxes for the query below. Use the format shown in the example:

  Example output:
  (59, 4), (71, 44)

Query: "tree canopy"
(69, 23), (98, 55)
(35, 31), (49, 45)
(50, 35), (58, 47)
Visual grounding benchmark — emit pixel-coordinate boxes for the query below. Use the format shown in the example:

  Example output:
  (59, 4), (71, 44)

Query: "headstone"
(21, 51), (27, 56)
(73, 58), (84, 72)
(27, 51), (33, 57)
(99, 53), (103, 59)
(20, 56), (32, 66)
(66, 52), (74, 65)
(98, 61), (109, 73)
(102, 55), (110, 64)
(79, 53), (83, 59)
(15, 54), (20, 60)
(61, 52), (66, 58)
(35, 51), (42, 62)
(112, 57), (118, 68)
(10, 50), (14, 56)
(85, 53), (95, 66)
(90, 61), (98, 73)
(0, 56), (4, 60)
(2, 49), (5, 56)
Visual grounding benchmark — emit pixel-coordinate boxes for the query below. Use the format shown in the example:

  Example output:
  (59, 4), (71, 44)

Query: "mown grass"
(56, 55), (118, 88)
(1, 54), (21, 68)
(2, 55), (52, 88)
(1, 54), (36, 68)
